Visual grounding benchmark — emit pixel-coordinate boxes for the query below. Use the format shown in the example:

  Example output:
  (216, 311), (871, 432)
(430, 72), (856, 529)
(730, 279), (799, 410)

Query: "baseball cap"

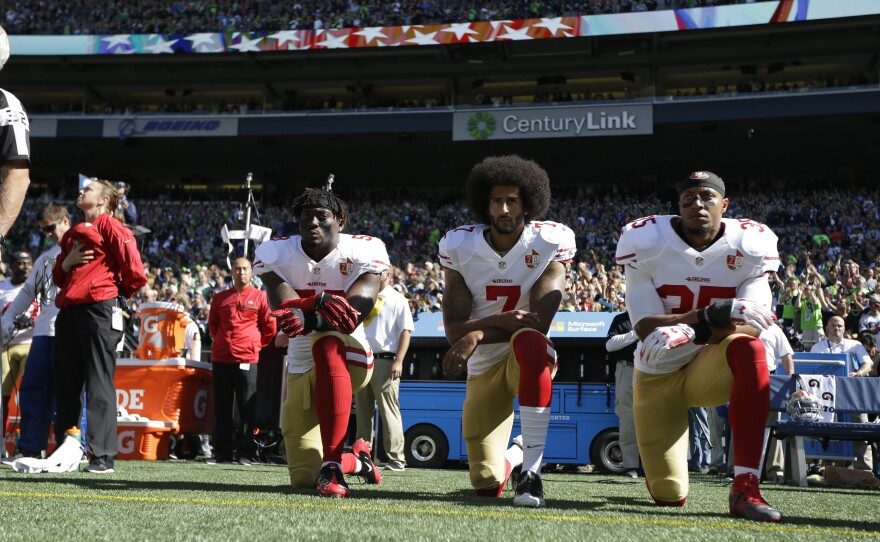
(869, 294), (880, 303)
(676, 171), (725, 197)
(11, 251), (32, 263)
(181, 266), (191, 274)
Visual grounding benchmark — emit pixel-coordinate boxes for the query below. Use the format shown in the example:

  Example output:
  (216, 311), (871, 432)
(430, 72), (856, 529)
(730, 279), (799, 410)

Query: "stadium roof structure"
(4, 0), (880, 194)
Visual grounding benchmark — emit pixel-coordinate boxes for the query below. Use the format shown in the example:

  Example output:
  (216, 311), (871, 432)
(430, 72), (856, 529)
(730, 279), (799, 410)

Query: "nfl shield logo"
(340, 258), (354, 276)
(525, 249), (540, 269)
(727, 250), (744, 271)
(498, 261), (506, 270)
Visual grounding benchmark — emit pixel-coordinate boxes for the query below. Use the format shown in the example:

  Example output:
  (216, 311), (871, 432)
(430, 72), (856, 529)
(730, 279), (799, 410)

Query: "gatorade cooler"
(115, 358), (214, 434)
(116, 420), (173, 460)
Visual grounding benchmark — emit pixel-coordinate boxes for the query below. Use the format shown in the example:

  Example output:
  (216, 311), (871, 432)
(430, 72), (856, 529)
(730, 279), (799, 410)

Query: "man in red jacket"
(207, 257), (276, 464)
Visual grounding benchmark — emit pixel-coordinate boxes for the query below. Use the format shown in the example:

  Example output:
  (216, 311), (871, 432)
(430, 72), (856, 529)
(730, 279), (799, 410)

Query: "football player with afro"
(615, 171), (783, 522)
(439, 155), (576, 507)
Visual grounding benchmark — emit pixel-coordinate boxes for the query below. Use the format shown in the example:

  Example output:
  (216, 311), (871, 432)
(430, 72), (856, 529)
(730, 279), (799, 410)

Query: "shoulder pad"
(724, 219), (778, 258)
(343, 234), (391, 272)
(439, 225), (479, 269)
(253, 238), (287, 273)
(620, 215), (666, 251)
(533, 221), (577, 261)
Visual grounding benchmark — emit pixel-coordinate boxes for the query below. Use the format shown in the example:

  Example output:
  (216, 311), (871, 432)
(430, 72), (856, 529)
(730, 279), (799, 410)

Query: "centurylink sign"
(452, 104), (653, 141)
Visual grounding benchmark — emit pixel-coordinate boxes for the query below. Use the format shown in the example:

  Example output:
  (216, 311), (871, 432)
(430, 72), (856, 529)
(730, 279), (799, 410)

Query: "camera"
(12, 314), (34, 329)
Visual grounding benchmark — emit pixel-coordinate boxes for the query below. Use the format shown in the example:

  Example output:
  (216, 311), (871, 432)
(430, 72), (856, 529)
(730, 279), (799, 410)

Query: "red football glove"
(315, 292), (360, 334)
(270, 306), (305, 337)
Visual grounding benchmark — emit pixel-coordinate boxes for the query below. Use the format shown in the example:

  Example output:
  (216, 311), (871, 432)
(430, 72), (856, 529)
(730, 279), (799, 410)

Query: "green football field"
(0, 461), (876, 541)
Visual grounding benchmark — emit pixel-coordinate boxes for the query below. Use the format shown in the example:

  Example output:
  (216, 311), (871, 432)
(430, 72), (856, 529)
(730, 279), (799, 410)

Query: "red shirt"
(53, 213), (147, 308)
(208, 285), (276, 364)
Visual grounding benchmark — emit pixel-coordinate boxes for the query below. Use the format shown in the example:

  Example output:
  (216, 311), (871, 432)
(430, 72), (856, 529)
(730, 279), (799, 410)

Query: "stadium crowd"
(5, 0), (764, 35)
(3, 182), (880, 353)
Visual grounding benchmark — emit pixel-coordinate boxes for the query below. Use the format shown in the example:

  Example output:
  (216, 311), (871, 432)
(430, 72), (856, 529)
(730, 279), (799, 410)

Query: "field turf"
(0, 461), (877, 541)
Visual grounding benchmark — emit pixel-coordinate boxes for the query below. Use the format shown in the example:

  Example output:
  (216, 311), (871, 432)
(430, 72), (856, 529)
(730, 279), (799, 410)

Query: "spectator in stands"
(858, 294), (880, 339)
(53, 179), (147, 474)
(810, 316), (874, 472)
(207, 257), (275, 465)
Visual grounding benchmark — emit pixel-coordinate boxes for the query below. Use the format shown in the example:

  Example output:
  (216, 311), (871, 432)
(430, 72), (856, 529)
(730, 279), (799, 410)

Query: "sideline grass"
(1, 461), (877, 541)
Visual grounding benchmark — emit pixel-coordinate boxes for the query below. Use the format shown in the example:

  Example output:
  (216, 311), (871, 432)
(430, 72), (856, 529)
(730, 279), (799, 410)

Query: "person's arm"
(189, 336), (201, 361)
(207, 297), (220, 340)
(0, 161), (30, 237)
(779, 353), (794, 375)
(258, 293), (277, 347)
(345, 272), (382, 327)
(259, 270), (298, 310)
(105, 221), (147, 296)
(606, 330), (638, 352)
(442, 268), (540, 347)
(851, 347), (873, 377)
(274, 331), (289, 348)
(392, 329), (410, 380)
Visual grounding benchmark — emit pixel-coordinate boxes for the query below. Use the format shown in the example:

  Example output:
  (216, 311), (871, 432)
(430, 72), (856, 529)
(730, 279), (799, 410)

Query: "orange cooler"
(115, 358), (214, 434)
(117, 420), (173, 460)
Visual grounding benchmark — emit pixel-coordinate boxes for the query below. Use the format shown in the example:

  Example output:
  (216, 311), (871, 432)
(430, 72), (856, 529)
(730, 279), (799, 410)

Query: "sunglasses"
(40, 220), (61, 234)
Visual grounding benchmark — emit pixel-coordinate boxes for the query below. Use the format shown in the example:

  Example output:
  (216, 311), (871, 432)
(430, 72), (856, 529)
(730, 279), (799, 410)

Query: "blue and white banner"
(102, 117), (239, 139)
(412, 311), (618, 339)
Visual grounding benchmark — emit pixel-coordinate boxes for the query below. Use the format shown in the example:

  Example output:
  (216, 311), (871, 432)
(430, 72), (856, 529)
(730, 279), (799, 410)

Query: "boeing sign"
(103, 117), (238, 139)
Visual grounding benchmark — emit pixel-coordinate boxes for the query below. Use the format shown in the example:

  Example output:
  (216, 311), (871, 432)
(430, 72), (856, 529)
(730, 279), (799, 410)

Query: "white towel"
(801, 374), (837, 422)
(12, 434), (82, 474)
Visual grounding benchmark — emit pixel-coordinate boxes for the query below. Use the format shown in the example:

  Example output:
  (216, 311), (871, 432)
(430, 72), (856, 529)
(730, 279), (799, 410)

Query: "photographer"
(116, 181), (137, 224)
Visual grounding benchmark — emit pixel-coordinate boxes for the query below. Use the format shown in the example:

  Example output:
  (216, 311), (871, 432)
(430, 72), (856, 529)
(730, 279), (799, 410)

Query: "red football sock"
(341, 452), (358, 475)
(725, 336), (770, 470)
(513, 331), (553, 408)
(312, 336), (353, 464)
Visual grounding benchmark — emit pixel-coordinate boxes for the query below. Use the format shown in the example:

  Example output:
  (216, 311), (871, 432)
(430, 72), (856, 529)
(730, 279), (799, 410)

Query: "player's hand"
(270, 307), (305, 337)
(0, 320), (14, 345)
(315, 292), (360, 334)
(493, 310), (540, 333)
(640, 324), (695, 366)
(729, 298), (776, 331)
(443, 332), (480, 375)
(390, 359), (403, 380)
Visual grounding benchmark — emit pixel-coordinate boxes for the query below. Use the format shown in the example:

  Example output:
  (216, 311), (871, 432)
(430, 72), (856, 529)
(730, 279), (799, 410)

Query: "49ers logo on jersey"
(525, 249), (541, 269)
(339, 258), (354, 276)
(727, 250), (744, 271)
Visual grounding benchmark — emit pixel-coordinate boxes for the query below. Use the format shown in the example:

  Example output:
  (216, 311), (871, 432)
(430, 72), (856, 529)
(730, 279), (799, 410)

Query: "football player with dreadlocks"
(254, 181), (390, 498)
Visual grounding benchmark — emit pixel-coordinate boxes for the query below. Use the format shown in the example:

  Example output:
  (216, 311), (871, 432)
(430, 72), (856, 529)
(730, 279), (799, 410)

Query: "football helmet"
(786, 375), (823, 423)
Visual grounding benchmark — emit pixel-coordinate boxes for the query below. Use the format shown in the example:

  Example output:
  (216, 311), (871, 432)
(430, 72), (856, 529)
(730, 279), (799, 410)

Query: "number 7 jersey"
(438, 221), (576, 374)
(616, 215), (779, 374)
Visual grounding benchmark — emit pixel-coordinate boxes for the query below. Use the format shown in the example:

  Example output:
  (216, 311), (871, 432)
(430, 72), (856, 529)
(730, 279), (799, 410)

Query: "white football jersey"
(439, 221), (576, 375)
(0, 279), (39, 345)
(616, 215), (779, 374)
(254, 233), (391, 373)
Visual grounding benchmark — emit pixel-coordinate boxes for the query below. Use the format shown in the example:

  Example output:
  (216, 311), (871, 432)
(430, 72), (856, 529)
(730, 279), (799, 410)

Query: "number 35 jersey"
(254, 234), (390, 373)
(616, 216), (779, 374)
(439, 221), (576, 375)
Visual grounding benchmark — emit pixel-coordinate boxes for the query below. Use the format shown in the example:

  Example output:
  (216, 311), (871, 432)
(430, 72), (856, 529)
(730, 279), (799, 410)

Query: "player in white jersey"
(615, 171), (783, 522)
(439, 155), (575, 508)
(254, 186), (389, 498)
